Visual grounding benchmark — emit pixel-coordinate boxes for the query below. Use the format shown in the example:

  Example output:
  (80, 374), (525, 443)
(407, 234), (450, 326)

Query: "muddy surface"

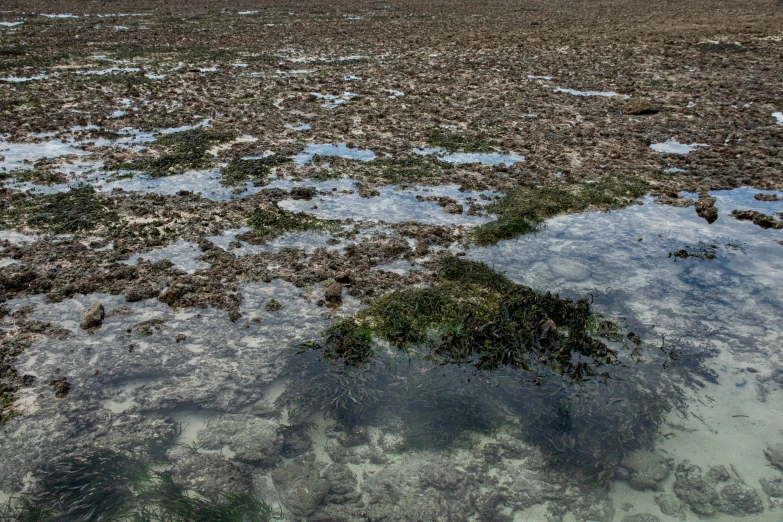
(1, 1), (783, 521)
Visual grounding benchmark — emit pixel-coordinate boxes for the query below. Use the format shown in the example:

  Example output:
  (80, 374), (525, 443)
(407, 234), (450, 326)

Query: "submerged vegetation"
(116, 128), (235, 178)
(246, 205), (343, 242)
(286, 258), (676, 475)
(471, 176), (649, 245)
(0, 448), (278, 522)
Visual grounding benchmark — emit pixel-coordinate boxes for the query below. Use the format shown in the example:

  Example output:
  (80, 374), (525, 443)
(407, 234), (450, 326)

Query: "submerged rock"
(80, 302), (105, 330)
(674, 460), (719, 515)
(621, 514), (660, 522)
(765, 442), (783, 470)
(271, 454), (329, 516)
(760, 476), (783, 503)
(167, 447), (252, 502)
(197, 414), (282, 466)
(718, 481), (764, 516)
(654, 493), (684, 520)
(621, 451), (670, 491)
(323, 462), (357, 496)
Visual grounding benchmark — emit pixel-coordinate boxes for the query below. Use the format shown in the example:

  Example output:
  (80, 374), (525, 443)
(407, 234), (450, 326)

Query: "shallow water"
(650, 140), (708, 154)
(554, 87), (619, 97)
(412, 147), (526, 166)
(293, 142), (375, 166)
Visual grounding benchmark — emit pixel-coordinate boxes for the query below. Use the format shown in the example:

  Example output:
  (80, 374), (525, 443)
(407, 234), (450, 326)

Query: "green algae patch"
(247, 206), (343, 242)
(426, 128), (495, 153)
(471, 176), (649, 246)
(219, 156), (290, 187)
(2, 169), (67, 186)
(0, 391), (17, 424)
(289, 258), (675, 472)
(0, 186), (118, 234)
(116, 128), (235, 178)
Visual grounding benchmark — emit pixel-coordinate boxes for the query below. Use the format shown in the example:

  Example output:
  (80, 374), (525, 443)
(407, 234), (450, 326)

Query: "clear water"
(2, 189), (782, 521)
(292, 142), (375, 166)
(650, 140), (708, 154)
(554, 87), (619, 97)
(412, 147), (526, 166)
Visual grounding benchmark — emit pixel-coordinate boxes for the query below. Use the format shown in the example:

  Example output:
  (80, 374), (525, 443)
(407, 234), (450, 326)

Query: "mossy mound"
(287, 258), (674, 476)
(219, 156), (290, 187)
(247, 206), (343, 242)
(116, 128), (235, 178)
(471, 176), (649, 245)
(0, 186), (117, 234)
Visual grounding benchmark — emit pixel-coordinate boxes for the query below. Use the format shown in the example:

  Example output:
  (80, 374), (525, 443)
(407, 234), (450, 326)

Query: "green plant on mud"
(287, 258), (679, 477)
(426, 128), (495, 152)
(0, 186), (118, 234)
(471, 176), (649, 246)
(116, 128), (235, 178)
(247, 206), (343, 241)
(0, 392), (17, 424)
(1, 448), (278, 522)
(219, 156), (290, 187)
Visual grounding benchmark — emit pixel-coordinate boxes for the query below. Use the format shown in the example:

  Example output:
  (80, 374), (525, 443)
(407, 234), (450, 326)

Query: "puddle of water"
(0, 140), (90, 171)
(76, 67), (141, 76)
(272, 178), (493, 226)
(527, 75), (553, 80)
(120, 240), (209, 274)
(40, 14), (79, 19)
(293, 142), (375, 167)
(554, 87), (619, 97)
(412, 147), (525, 166)
(773, 112), (783, 125)
(0, 188), (782, 521)
(285, 123), (311, 131)
(465, 188), (783, 520)
(0, 74), (51, 83)
(370, 258), (430, 276)
(0, 22), (23, 27)
(650, 140), (708, 154)
(310, 91), (356, 109)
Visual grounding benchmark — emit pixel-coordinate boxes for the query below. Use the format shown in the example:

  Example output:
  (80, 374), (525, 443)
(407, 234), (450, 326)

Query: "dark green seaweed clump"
(219, 156), (291, 187)
(2, 449), (277, 522)
(117, 128), (235, 178)
(287, 258), (675, 475)
(471, 176), (649, 246)
(0, 186), (118, 234)
(426, 128), (495, 153)
(247, 206), (342, 242)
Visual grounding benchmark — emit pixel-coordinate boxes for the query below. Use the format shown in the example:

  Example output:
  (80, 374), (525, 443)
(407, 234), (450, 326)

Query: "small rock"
(280, 425), (313, 458)
(623, 99), (660, 115)
(695, 192), (718, 224)
(197, 414), (283, 466)
(271, 455), (330, 516)
(719, 481), (764, 516)
(654, 493), (684, 520)
(168, 449), (252, 502)
(291, 186), (317, 200)
(442, 202), (463, 214)
(324, 282), (343, 303)
(674, 460), (719, 515)
(338, 425), (369, 447)
(80, 302), (105, 330)
(708, 465), (731, 482)
(323, 463), (357, 495)
(765, 442), (783, 470)
(621, 515), (660, 522)
(49, 377), (70, 398)
(125, 283), (158, 302)
(760, 476), (783, 502)
(621, 451), (670, 491)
